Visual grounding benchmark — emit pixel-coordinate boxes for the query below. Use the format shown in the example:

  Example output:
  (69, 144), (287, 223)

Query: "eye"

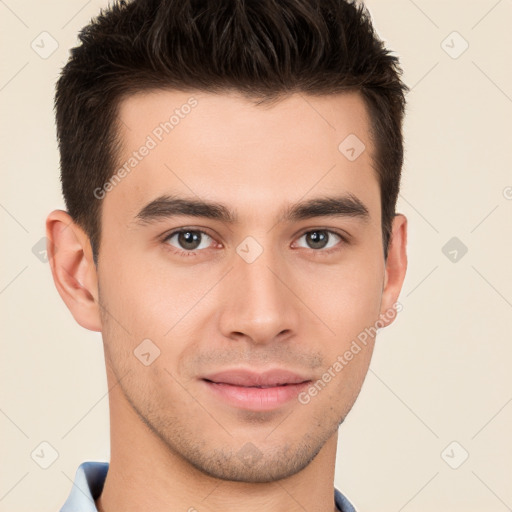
(162, 227), (347, 258)
(163, 229), (215, 256)
(294, 229), (346, 253)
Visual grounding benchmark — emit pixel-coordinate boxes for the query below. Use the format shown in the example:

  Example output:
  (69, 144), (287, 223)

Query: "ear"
(45, 209), (102, 332)
(378, 213), (407, 327)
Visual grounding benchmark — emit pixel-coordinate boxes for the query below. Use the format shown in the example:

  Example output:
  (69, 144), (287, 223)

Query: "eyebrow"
(133, 193), (370, 226)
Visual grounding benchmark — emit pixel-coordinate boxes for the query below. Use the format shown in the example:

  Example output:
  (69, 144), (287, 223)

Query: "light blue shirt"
(60, 461), (357, 512)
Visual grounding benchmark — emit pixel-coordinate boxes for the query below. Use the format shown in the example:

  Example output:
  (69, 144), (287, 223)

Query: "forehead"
(105, 89), (378, 225)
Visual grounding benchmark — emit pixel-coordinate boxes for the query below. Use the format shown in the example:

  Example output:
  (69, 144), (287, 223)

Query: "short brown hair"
(55, 0), (408, 264)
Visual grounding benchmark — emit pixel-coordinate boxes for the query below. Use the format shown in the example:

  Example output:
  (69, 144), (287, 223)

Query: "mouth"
(205, 382), (300, 388)
(200, 369), (312, 411)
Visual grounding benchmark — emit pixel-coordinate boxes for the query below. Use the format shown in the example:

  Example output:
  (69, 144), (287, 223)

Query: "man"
(46, 0), (408, 510)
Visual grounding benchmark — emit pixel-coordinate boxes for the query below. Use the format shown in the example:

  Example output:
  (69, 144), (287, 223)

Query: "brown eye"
(296, 230), (343, 251)
(164, 229), (214, 253)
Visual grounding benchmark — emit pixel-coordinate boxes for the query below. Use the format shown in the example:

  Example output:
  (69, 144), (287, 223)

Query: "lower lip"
(202, 380), (310, 411)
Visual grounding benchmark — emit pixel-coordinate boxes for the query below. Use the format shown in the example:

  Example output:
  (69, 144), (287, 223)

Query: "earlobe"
(45, 209), (102, 332)
(379, 214), (408, 328)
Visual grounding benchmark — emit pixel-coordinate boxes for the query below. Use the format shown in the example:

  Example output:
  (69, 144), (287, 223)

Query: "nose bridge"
(219, 235), (297, 343)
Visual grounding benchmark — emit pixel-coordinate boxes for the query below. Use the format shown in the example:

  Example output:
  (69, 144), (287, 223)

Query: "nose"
(218, 242), (300, 345)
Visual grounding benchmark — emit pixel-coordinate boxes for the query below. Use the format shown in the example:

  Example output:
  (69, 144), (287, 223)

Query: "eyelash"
(162, 228), (349, 258)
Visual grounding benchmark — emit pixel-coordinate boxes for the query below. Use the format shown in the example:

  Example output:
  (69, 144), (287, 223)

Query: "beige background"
(1, 1), (511, 511)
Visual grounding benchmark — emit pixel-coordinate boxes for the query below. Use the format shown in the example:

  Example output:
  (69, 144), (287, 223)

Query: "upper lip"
(202, 368), (311, 387)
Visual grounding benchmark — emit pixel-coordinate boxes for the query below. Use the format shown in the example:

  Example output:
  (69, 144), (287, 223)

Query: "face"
(93, 89), (399, 482)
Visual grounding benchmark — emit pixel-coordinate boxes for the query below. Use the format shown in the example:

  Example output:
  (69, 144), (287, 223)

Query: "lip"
(202, 368), (311, 387)
(201, 368), (312, 411)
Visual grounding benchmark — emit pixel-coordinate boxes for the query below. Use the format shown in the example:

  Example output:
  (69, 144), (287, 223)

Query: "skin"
(46, 89), (407, 512)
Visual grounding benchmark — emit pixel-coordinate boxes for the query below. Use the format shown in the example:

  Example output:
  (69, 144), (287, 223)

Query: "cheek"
(98, 251), (213, 372)
(306, 270), (381, 406)
(98, 243), (179, 329)
(299, 253), (384, 342)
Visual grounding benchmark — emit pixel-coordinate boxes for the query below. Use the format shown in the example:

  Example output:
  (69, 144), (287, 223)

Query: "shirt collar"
(60, 461), (108, 512)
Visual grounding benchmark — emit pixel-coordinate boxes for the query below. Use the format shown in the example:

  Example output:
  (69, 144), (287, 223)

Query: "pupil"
(308, 231), (327, 249)
(180, 231), (200, 250)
